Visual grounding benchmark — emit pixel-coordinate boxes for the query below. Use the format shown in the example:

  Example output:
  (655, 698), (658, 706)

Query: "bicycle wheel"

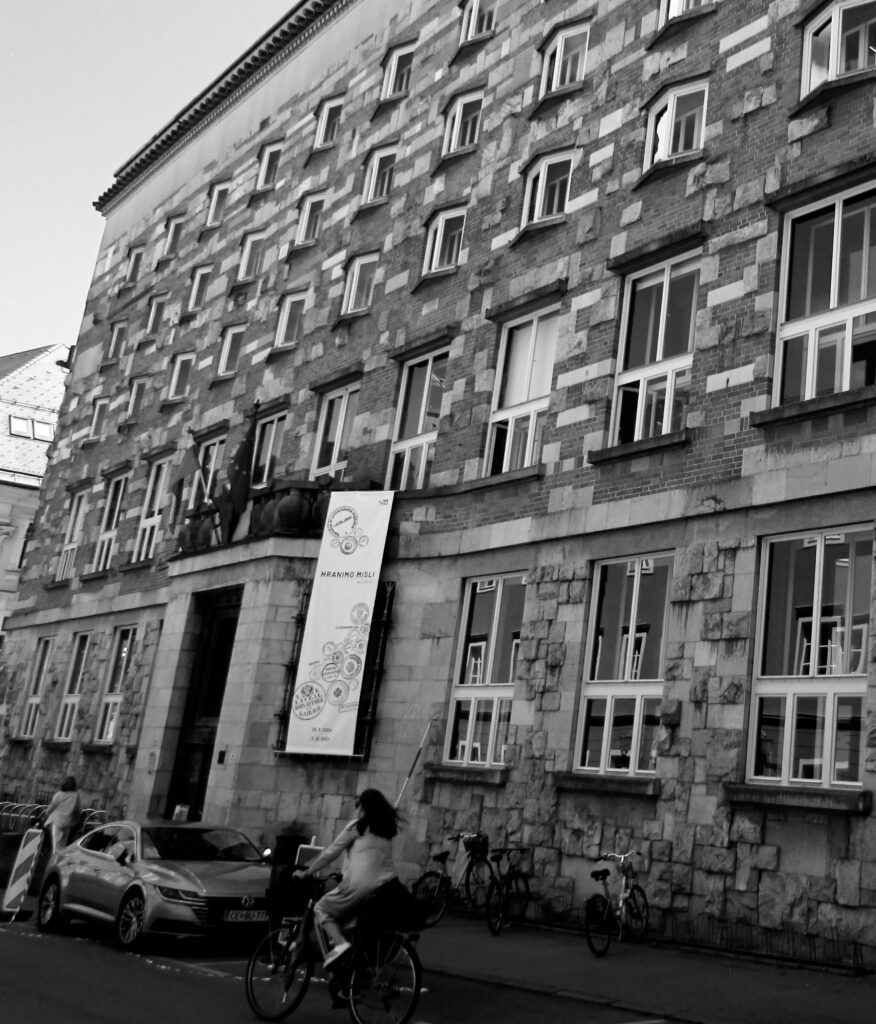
(463, 856), (494, 908)
(411, 870), (447, 926)
(623, 884), (649, 942)
(485, 879), (505, 935)
(348, 932), (421, 1024)
(504, 870), (531, 923)
(245, 926), (313, 1020)
(584, 894), (613, 958)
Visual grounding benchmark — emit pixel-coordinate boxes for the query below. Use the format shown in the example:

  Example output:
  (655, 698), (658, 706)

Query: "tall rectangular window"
(189, 436), (226, 508)
(125, 246), (144, 284)
(540, 24), (590, 97)
(206, 181), (231, 226)
(145, 294), (168, 336)
(162, 216), (185, 258)
(275, 293), (307, 348)
(252, 414), (287, 488)
(443, 91), (484, 154)
(802, 2), (876, 96)
(315, 98), (343, 147)
(363, 147), (396, 202)
(446, 574), (525, 766)
(107, 321), (128, 361)
(93, 474), (129, 572)
(297, 193), (326, 244)
(20, 636), (53, 739)
(56, 633), (91, 741)
(218, 325), (245, 376)
(313, 385), (359, 480)
(645, 84), (707, 169)
(127, 378), (148, 420)
(133, 460), (170, 562)
(256, 143), (282, 189)
(342, 255), (378, 314)
(577, 555), (671, 774)
(169, 354), (195, 399)
(56, 490), (88, 581)
(95, 626), (136, 744)
(424, 209), (466, 273)
(382, 45), (415, 99)
(487, 309), (558, 475)
(387, 349), (449, 490)
(188, 265), (212, 311)
(522, 153), (572, 225)
(240, 232), (269, 280)
(89, 398), (109, 439)
(461, 0), (496, 42)
(752, 527), (871, 786)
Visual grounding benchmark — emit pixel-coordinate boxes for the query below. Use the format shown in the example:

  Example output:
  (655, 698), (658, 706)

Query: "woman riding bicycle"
(297, 788), (400, 966)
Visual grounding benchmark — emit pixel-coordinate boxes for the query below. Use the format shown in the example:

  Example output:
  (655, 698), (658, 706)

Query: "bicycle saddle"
(489, 852), (503, 864)
(431, 850), (450, 864)
(590, 869), (611, 883)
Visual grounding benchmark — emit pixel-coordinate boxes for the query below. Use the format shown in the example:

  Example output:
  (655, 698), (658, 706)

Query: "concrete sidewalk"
(417, 917), (875, 1024)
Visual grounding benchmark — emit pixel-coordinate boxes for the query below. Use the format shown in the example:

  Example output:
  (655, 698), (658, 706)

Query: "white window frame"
(188, 265), (212, 311)
(363, 147), (397, 203)
(445, 573), (525, 767)
(611, 252), (700, 445)
(95, 626), (136, 744)
(775, 182), (876, 405)
(125, 246), (144, 284)
(20, 636), (53, 739)
(56, 490), (88, 581)
(750, 526), (871, 787)
(486, 307), (559, 476)
(522, 152), (573, 226)
(218, 325), (245, 377)
(342, 254), (378, 314)
(381, 44), (415, 99)
(168, 354), (195, 400)
(313, 384), (360, 480)
(162, 215), (185, 258)
(206, 181), (231, 226)
(189, 436), (226, 508)
(315, 98), (343, 147)
(443, 91), (484, 154)
(127, 378), (148, 420)
(423, 208), (467, 274)
(256, 142), (283, 190)
(540, 23), (590, 97)
(659, 0), (709, 25)
(802, 1), (876, 97)
(575, 554), (671, 775)
(252, 413), (287, 488)
(108, 321), (128, 360)
(93, 473), (129, 572)
(387, 348), (449, 490)
(56, 633), (91, 741)
(145, 294), (168, 337)
(275, 292), (308, 349)
(297, 192), (327, 245)
(644, 82), (708, 170)
(9, 416), (30, 437)
(240, 231), (269, 280)
(133, 459), (170, 562)
(89, 398), (109, 439)
(33, 420), (53, 441)
(460, 0), (497, 42)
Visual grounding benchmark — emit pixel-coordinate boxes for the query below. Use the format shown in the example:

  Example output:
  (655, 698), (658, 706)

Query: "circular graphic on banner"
(339, 536), (358, 555)
(293, 682), (326, 720)
(341, 654), (362, 679)
(327, 505), (358, 539)
(350, 603), (370, 625)
(325, 680), (350, 706)
(322, 661), (341, 683)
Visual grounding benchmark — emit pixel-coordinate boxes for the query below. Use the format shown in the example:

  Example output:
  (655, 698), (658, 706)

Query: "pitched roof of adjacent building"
(0, 344), (68, 485)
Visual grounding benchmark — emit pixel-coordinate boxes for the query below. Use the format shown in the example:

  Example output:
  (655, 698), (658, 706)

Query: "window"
(9, 416), (54, 440)
(206, 181), (231, 226)
(659, 0), (709, 24)
(145, 294), (168, 337)
(93, 474), (128, 572)
(162, 216), (185, 258)
(56, 490), (88, 581)
(9, 416), (30, 437)
(95, 626), (136, 744)
(577, 555), (670, 774)
(487, 308), (558, 475)
(522, 153), (572, 225)
(20, 636), (53, 739)
(297, 192), (326, 244)
(363, 147), (397, 202)
(275, 293), (307, 348)
(133, 459), (170, 562)
(315, 98), (343, 147)
(461, 0), (496, 41)
(32, 420), (53, 441)
(125, 246), (144, 285)
(168, 354), (195, 399)
(342, 254), (378, 314)
(56, 633), (91, 741)
(188, 265), (212, 311)
(313, 384), (359, 480)
(382, 44), (415, 99)
(256, 142), (282, 189)
(252, 414), (287, 487)
(89, 398), (109, 439)
(446, 574), (524, 766)
(540, 24), (590, 97)
(240, 231), (269, 280)
(752, 527), (871, 786)
(777, 183), (876, 404)
(218, 325), (245, 376)
(388, 349), (449, 490)
(802, 1), (876, 97)
(423, 209), (467, 273)
(189, 436), (226, 507)
(443, 91), (484, 154)
(108, 321), (128, 360)
(127, 378), (148, 420)
(612, 253), (699, 445)
(644, 83), (707, 169)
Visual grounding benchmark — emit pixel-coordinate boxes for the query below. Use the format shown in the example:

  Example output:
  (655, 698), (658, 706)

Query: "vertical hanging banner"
(286, 491), (394, 755)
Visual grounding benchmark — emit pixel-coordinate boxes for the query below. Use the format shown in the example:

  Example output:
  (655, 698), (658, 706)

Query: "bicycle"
(583, 851), (649, 958)
(411, 831), (494, 926)
(245, 874), (421, 1024)
(485, 846), (531, 936)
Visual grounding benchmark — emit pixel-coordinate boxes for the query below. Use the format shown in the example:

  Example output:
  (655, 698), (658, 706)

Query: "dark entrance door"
(166, 587), (242, 821)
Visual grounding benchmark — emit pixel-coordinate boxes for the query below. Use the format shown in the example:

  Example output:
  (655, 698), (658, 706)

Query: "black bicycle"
(411, 831), (494, 926)
(485, 846), (531, 935)
(584, 851), (649, 958)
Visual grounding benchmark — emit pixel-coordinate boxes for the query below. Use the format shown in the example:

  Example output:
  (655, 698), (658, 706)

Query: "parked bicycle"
(245, 874), (421, 1024)
(411, 831), (494, 926)
(584, 851), (649, 957)
(485, 846), (531, 936)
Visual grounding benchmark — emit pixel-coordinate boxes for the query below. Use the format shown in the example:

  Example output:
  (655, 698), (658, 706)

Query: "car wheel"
(115, 890), (146, 949)
(37, 876), (66, 932)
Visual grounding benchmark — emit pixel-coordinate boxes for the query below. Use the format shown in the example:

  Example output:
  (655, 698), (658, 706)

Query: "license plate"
(224, 909), (268, 923)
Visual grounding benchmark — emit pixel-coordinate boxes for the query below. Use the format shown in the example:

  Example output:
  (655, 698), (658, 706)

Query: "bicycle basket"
(266, 868), (322, 917)
(463, 832), (489, 857)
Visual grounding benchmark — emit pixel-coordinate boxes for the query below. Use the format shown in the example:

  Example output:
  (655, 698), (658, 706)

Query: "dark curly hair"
(355, 789), (401, 840)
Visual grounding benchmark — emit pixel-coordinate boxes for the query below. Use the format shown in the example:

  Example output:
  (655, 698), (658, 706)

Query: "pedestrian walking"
(43, 776), (81, 852)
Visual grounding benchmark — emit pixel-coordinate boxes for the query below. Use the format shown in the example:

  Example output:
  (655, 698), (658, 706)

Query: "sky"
(0, 0), (295, 361)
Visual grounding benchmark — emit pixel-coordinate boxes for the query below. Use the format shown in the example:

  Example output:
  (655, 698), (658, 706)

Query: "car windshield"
(141, 827), (262, 862)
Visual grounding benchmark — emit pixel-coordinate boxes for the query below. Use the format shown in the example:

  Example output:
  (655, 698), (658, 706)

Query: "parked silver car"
(37, 819), (272, 948)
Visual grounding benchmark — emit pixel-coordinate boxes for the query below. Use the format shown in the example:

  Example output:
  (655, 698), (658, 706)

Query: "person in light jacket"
(44, 776), (81, 852)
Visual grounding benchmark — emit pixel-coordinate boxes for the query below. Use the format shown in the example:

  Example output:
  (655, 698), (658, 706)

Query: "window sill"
(394, 464), (543, 502)
(81, 437), (103, 448)
(117, 417), (138, 434)
(119, 558), (153, 573)
(790, 67), (876, 118)
(228, 278), (257, 297)
(136, 335), (158, 350)
(264, 344), (296, 364)
(750, 385), (876, 430)
(208, 374), (235, 389)
(449, 30), (496, 67)
(330, 310), (370, 331)
(370, 92), (408, 121)
(411, 267), (458, 292)
(632, 150), (704, 190)
(116, 281), (136, 295)
(351, 197), (390, 221)
(553, 771), (661, 798)
(248, 185), (276, 207)
(509, 215), (568, 248)
(646, 4), (718, 48)
(528, 81), (587, 120)
(423, 762), (509, 787)
(43, 578), (71, 591)
(42, 739), (72, 752)
(178, 310), (199, 325)
(6, 736), (33, 747)
(724, 782), (871, 816)
(160, 397), (188, 411)
(587, 427), (692, 465)
(431, 145), (478, 177)
(81, 741), (115, 755)
(154, 255), (174, 271)
(99, 357), (120, 374)
(285, 239), (318, 261)
(79, 570), (109, 583)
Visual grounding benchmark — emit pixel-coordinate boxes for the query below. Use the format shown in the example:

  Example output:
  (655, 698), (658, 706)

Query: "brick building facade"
(3, 0), (876, 956)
